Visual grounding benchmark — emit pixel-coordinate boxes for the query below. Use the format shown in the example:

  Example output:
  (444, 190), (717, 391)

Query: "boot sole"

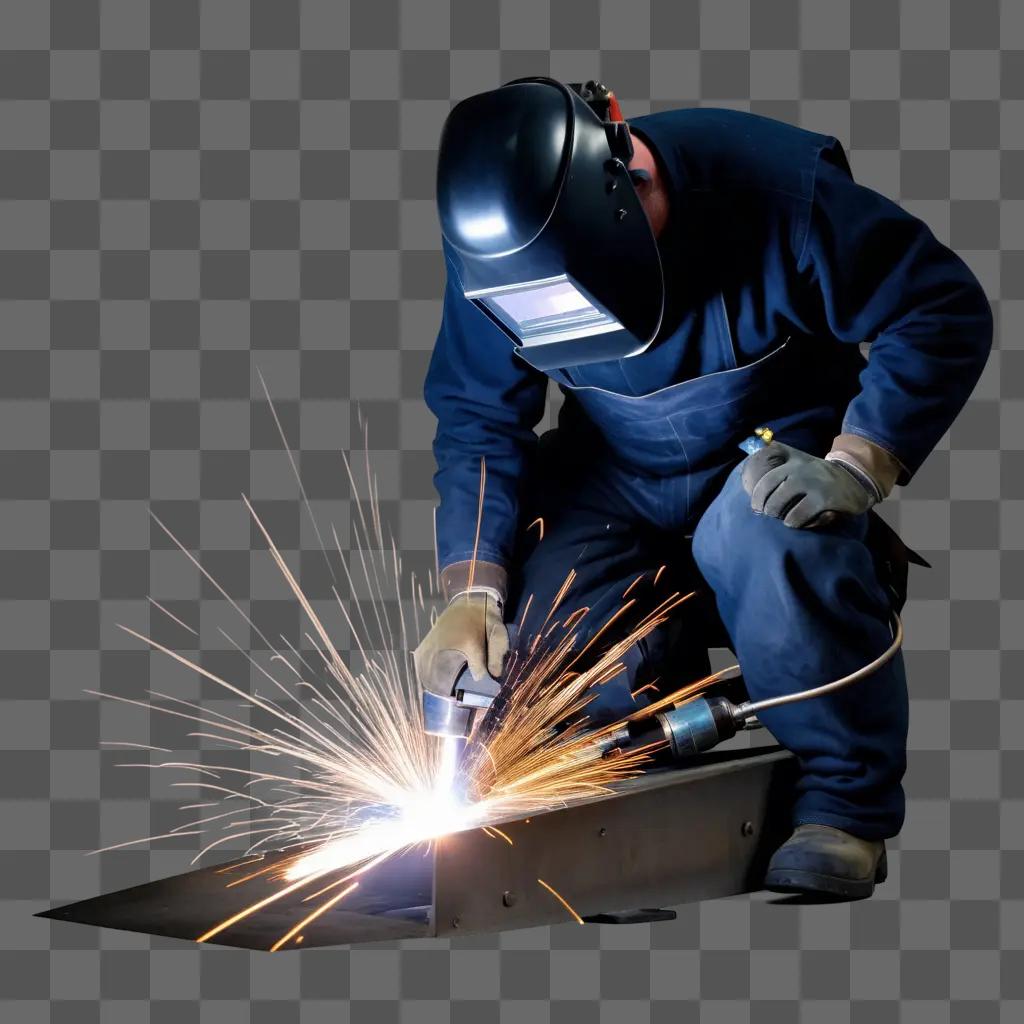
(764, 850), (888, 902)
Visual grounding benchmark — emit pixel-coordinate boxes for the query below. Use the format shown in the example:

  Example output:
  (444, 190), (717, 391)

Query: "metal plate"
(39, 844), (435, 951)
(39, 747), (795, 950)
(432, 747), (796, 935)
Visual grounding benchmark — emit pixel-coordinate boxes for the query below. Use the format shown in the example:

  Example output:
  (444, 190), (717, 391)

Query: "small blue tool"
(738, 425), (775, 456)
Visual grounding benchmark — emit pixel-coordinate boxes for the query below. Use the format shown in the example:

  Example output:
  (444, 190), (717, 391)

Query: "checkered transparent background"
(1, 1), (1022, 1021)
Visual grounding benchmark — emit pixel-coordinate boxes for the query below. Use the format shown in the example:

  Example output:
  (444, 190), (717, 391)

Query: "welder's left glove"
(741, 440), (890, 529)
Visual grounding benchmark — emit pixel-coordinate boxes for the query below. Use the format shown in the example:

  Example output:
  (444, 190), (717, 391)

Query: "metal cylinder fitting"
(656, 696), (738, 759)
(421, 690), (474, 739)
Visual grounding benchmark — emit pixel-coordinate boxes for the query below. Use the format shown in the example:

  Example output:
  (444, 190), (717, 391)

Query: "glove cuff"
(440, 559), (508, 604)
(825, 452), (884, 505)
(827, 433), (903, 499)
(448, 588), (504, 614)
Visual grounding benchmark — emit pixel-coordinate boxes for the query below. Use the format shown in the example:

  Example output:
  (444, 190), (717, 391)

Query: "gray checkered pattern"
(1, 0), (1020, 1020)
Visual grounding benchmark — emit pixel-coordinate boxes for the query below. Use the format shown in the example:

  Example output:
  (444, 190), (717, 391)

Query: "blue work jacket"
(424, 107), (993, 573)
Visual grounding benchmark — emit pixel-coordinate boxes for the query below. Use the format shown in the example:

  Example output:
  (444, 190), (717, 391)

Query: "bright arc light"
(284, 736), (480, 881)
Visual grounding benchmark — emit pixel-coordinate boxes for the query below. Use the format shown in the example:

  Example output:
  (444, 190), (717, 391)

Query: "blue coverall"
(424, 107), (993, 840)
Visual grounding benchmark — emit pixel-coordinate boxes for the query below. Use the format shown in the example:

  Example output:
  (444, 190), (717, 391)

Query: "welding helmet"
(436, 77), (665, 371)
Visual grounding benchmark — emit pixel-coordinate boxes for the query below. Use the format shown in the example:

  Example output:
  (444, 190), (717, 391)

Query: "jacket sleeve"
(424, 267), (549, 573)
(797, 138), (994, 483)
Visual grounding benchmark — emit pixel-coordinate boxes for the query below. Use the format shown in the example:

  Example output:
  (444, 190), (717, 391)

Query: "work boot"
(764, 824), (887, 900)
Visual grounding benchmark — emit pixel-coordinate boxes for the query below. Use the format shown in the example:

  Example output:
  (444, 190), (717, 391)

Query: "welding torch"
(423, 608), (904, 766)
(421, 663), (502, 740)
(421, 623), (520, 741)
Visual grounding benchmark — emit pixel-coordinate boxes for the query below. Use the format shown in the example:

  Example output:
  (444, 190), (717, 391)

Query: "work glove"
(413, 590), (509, 699)
(741, 441), (884, 529)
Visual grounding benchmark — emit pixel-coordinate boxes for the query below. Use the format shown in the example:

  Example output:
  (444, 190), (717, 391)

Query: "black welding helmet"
(436, 77), (665, 371)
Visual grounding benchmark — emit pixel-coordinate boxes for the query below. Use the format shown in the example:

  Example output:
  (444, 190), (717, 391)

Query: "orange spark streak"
(197, 868), (334, 943)
(467, 458), (486, 591)
(619, 664), (739, 724)
(537, 878), (583, 925)
(482, 825), (514, 846)
(528, 517), (545, 540)
(269, 882), (359, 952)
(148, 596), (198, 636)
(653, 564), (667, 585)
(630, 681), (660, 700)
(560, 598), (637, 671)
(516, 592), (534, 634)
(215, 856), (265, 875)
(561, 606), (589, 630)
(300, 850), (393, 902)
(622, 573), (645, 598)
(538, 569), (577, 636)
(225, 858), (302, 889)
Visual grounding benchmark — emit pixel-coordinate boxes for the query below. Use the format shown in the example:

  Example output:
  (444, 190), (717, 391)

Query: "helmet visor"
(467, 275), (622, 348)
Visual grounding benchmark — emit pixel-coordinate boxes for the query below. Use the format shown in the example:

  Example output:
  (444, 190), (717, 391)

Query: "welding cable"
(734, 610), (903, 721)
(595, 611), (905, 763)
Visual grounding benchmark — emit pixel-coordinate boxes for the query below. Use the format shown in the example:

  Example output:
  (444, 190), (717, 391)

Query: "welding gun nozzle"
(421, 660), (503, 740)
(421, 691), (475, 739)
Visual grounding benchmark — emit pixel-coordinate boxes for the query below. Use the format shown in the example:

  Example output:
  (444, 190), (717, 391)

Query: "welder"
(413, 79), (992, 900)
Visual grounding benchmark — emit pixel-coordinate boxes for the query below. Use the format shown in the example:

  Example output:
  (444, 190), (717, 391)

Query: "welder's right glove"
(741, 437), (901, 529)
(413, 561), (510, 699)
